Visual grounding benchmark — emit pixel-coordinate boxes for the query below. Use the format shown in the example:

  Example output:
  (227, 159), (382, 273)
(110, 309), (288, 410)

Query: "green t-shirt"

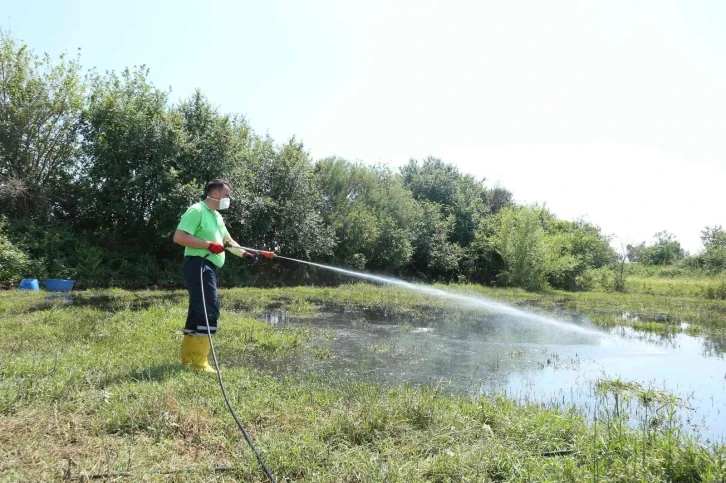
(177, 201), (230, 267)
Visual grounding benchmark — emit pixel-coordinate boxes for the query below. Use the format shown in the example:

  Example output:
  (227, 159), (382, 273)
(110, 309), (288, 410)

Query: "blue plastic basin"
(45, 279), (75, 292)
(19, 278), (40, 291)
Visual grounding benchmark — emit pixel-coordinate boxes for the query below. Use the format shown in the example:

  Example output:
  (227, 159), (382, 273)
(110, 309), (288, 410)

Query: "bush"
(0, 218), (33, 287)
(679, 254), (704, 270)
(701, 226), (726, 274)
(544, 252), (580, 291)
(703, 247), (726, 274)
(7, 222), (104, 287)
(494, 206), (548, 291)
(573, 269), (596, 291)
(586, 266), (625, 292)
(703, 275), (726, 300)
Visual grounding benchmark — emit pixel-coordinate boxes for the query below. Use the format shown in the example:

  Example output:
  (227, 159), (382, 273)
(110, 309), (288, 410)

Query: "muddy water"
(242, 310), (726, 440)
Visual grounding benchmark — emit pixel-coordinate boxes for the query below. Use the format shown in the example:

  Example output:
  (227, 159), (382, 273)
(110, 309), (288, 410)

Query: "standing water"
(239, 257), (726, 440)
(248, 310), (726, 441)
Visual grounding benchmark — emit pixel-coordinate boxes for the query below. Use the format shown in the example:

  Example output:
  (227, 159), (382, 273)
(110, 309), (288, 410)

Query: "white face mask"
(208, 196), (231, 210)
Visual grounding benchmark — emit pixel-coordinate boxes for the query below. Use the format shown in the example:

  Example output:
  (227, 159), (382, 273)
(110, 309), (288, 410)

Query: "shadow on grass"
(99, 364), (189, 388)
(22, 291), (188, 314)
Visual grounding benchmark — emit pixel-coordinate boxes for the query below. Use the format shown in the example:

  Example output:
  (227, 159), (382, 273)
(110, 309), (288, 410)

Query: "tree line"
(625, 229), (726, 273)
(0, 31), (722, 290)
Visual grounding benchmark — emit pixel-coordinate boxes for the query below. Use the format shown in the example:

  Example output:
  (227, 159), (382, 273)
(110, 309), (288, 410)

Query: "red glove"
(208, 242), (225, 254)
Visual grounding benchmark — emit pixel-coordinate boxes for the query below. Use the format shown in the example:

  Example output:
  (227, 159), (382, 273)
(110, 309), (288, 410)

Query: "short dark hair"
(205, 179), (231, 195)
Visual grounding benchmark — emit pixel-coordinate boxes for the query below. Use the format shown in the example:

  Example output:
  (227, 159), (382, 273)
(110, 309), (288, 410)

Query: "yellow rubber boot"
(181, 335), (195, 365)
(181, 335), (217, 373)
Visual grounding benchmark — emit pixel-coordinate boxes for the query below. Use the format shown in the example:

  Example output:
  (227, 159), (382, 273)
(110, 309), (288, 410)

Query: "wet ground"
(238, 309), (726, 441)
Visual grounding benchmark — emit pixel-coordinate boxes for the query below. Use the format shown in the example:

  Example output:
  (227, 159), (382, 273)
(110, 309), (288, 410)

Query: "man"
(173, 179), (254, 372)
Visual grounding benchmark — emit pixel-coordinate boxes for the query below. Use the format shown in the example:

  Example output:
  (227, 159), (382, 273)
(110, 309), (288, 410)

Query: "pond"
(242, 309), (726, 441)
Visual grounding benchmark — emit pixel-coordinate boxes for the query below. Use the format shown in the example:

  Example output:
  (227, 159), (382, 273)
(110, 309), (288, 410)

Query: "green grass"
(595, 377), (678, 406)
(2, 285), (726, 481)
(626, 275), (726, 299)
(620, 264), (726, 300)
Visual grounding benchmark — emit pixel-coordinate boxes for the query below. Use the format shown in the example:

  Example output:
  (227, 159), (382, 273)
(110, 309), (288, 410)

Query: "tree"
(0, 30), (85, 222)
(239, 137), (334, 260)
(462, 216), (505, 285)
(401, 157), (490, 247)
(541, 217), (615, 290)
(0, 29), (634, 290)
(626, 242), (647, 263)
(409, 201), (462, 280)
(314, 158), (415, 270)
(79, 67), (188, 256)
(484, 185), (514, 214)
(644, 231), (684, 265)
(0, 216), (31, 286)
(175, 89), (245, 184)
(701, 226), (726, 273)
(493, 205), (548, 291)
(400, 157), (461, 206)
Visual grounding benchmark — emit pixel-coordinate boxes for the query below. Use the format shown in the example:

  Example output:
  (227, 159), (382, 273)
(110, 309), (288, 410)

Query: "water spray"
(230, 248), (606, 338)
(211, 245), (614, 480)
(276, 256), (605, 338)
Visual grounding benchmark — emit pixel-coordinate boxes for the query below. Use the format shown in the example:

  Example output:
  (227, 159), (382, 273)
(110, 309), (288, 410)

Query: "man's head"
(204, 179), (232, 210)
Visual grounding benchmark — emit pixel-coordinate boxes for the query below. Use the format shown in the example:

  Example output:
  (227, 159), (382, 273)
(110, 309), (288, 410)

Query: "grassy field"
(621, 264), (726, 300)
(2, 283), (726, 481)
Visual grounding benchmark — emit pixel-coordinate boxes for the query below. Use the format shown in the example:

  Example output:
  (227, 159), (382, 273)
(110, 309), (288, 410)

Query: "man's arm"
(223, 234), (240, 247)
(174, 230), (212, 249)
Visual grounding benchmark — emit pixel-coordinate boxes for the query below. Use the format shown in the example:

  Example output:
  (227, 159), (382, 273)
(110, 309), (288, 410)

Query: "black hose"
(199, 260), (276, 483)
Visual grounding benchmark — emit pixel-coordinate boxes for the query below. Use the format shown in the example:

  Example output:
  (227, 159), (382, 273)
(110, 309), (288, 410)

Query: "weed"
(2, 286), (726, 481)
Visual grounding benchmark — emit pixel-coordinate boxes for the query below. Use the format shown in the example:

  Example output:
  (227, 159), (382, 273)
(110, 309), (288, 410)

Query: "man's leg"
(181, 257), (218, 372)
(197, 260), (220, 335)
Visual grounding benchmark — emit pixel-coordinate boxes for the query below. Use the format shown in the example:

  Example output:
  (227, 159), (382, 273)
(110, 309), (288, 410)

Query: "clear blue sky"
(5, 0), (725, 253)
